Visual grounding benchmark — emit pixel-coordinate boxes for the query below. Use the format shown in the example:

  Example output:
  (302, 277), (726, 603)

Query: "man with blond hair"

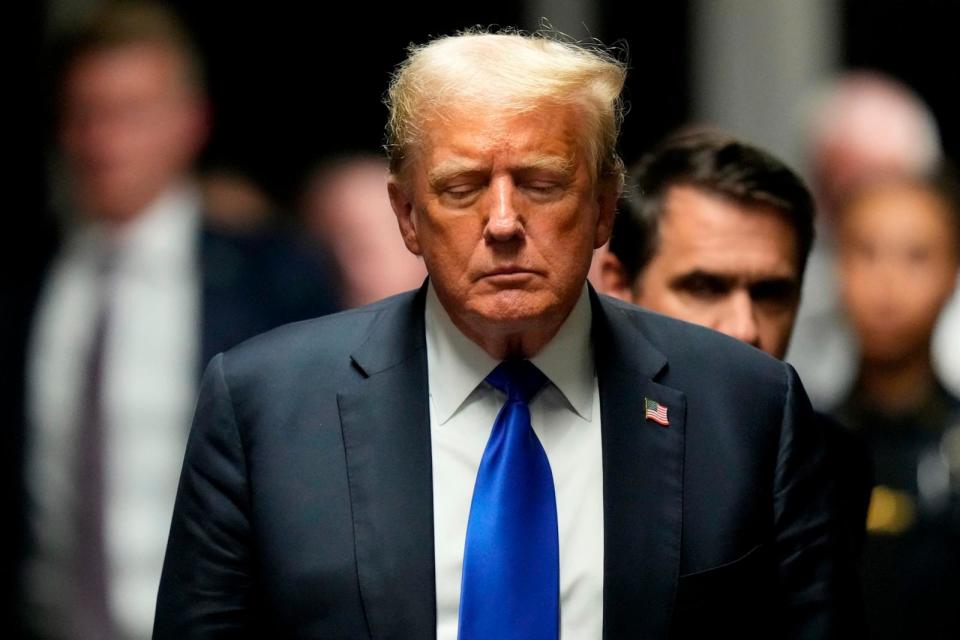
(156, 29), (850, 638)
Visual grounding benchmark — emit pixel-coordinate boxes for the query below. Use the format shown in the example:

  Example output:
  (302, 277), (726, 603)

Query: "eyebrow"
(669, 270), (736, 290)
(516, 154), (576, 175)
(427, 154), (575, 188)
(669, 269), (799, 291)
(427, 160), (487, 188)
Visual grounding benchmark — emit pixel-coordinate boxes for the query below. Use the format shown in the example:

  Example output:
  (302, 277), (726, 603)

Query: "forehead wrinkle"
(517, 153), (577, 175)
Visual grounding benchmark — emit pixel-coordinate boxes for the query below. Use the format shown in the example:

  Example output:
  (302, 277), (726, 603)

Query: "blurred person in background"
(787, 71), (960, 408)
(198, 166), (276, 233)
(18, 2), (340, 638)
(600, 130), (873, 570)
(834, 173), (960, 639)
(300, 154), (426, 308)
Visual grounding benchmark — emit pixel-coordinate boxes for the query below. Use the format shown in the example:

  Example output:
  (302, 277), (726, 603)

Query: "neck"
(442, 292), (582, 361)
(453, 315), (567, 361)
(856, 349), (937, 414)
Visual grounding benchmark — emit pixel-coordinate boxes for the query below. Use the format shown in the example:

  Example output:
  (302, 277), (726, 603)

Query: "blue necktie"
(458, 360), (560, 640)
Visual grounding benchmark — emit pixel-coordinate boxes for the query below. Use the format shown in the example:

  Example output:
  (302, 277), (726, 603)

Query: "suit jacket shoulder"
(156, 288), (432, 638)
(594, 293), (856, 638)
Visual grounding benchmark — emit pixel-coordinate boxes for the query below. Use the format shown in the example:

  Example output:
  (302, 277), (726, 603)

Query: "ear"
(593, 181), (619, 249)
(388, 177), (423, 256)
(597, 249), (635, 302)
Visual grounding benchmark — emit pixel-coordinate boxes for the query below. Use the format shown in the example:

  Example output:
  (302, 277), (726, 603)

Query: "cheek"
(417, 217), (482, 277)
(901, 283), (953, 322)
(759, 310), (796, 340)
(885, 257), (953, 310)
(635, 283), (696, 321)
(536, 214), (601, 271)
(839, 263), (877, 304)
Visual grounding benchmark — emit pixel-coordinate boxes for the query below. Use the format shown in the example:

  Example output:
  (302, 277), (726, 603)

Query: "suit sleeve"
(154, 353), (257, 638)
(773, 363), (864, 639)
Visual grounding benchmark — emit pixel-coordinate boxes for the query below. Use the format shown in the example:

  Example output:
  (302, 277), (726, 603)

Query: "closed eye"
(437, 181), (485, 206)
(522, 181), (564, 200)
(445, 184), (481, 197)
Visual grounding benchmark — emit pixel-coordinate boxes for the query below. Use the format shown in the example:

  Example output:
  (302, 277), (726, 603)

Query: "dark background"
(843, 0), (960, 174)
(170, 1), (692, 206)
(21, 1), (960, 244)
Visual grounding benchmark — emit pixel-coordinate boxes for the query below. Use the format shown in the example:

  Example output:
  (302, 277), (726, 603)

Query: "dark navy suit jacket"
(155, 283), (857, 639)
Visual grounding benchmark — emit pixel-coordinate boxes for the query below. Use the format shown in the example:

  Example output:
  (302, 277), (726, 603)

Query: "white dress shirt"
(26, 185), (201, 639)
(426, 283), (604, 640)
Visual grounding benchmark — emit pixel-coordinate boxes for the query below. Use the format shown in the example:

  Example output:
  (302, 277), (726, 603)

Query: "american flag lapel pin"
(644, 397), (669, 427)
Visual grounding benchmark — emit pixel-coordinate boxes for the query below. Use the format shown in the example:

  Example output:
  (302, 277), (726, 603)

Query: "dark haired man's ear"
(598, 250), (636, 302)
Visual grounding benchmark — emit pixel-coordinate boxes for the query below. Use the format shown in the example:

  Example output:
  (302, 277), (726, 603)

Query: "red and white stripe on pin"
(644, 397), (669, 426)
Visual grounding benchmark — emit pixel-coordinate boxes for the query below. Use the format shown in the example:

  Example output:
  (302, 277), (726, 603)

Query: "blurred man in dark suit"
(13, 3), (339, 638)
(156, 30), (852, 639)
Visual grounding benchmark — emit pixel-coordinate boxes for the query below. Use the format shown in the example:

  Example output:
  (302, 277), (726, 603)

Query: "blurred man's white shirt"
(26, 184), (201, 639)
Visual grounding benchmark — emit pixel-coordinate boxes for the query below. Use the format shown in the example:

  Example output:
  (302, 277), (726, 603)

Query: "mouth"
(485, 266), (533, 277)
(477, 262), (544, 278)
(475, 266), (542, 286)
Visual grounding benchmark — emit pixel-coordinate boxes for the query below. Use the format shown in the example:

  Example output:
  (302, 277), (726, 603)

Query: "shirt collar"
(69, 182), (202, 277)
(529, 283), (594, 421)
(119, 182), (201, 273)
(424, 282), (594, 425)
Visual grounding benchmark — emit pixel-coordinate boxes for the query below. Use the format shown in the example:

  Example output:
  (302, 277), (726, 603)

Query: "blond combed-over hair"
(385, 28), (627, 191)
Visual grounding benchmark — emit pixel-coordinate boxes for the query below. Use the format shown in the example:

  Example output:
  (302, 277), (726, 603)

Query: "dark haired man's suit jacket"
(155, 284), (856, 639)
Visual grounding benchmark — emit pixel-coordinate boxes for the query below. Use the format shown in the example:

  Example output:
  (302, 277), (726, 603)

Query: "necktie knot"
(485, 359), (548, 404)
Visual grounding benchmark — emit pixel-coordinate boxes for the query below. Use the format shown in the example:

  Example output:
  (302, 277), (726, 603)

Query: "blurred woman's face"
(837, 182), (959, 365)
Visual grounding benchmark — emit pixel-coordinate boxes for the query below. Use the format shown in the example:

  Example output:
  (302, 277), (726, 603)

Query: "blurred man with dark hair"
(834, 173), (960, 639)
(601, 130), (814, 359)
(16, 3), (339, 637)
(601, 129), (873, 577)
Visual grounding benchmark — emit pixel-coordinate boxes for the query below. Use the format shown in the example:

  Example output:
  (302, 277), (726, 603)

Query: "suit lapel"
(338, 285), (436, 639)
(337, 287), (685, 638)
(593, 293), (686, 638)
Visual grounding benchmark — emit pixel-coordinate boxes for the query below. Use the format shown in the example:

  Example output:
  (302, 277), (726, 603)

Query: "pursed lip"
(478, 265), (540, 279)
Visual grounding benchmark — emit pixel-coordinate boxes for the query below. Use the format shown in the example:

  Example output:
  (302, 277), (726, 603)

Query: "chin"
(859, 335), (920, 366)
(469, 290), (557, 330)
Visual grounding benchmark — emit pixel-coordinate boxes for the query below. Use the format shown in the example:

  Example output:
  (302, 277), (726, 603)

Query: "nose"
(717, 290), (761, 349)
(483, 176), (524, 243)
